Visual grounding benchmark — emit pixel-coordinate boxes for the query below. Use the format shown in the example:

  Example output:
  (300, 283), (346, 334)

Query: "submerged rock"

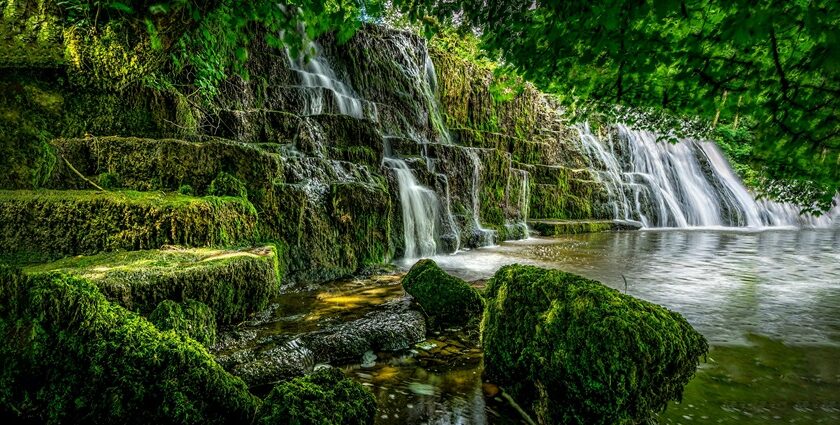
(482, 264), (708, 425)
(258, 367), (376, 425)
(149, 299), (217, 348)
(402, 259), (484, 328)
(220, 299), (425, 387)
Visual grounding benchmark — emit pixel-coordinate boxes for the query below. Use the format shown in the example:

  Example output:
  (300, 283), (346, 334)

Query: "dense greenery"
(0, 266), (261, 424)
(148, 299), (217, 347)
(482, 264), (708, 424)
(392, 0), (840, 211)
(401, 259), (484, 329)
(257, 367), (377, 425)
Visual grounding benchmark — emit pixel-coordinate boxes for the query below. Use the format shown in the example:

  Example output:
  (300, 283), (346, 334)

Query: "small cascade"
(383, 157), (440, 258)
(287, 43), (374, 120)
(576, 123), (838, 228)
(465, 148), (496, 246)
(519, 170), (531, 238)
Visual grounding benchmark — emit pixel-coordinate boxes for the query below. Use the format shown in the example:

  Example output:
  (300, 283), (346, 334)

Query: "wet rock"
(219, 299), (425, 387)
(303, 299), (426, 363)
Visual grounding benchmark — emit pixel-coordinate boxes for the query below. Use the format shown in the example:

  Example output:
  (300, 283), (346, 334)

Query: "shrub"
(482, 264), (708, 425)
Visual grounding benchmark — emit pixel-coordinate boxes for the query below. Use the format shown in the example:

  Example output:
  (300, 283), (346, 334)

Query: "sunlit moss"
(24, 246), (282, 324)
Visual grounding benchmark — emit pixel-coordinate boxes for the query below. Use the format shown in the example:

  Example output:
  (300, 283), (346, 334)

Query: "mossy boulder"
(257, 367), (376, 425)
(24, 246), (282, 324)
(0, 266), (260, 424)
(0, 190), (260, 263)
(401, 259), (484, 328)
(482, 265), (708, 425)
(149, 299), (217, 348)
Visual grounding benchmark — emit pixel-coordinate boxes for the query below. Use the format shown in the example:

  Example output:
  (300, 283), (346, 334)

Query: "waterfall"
(465, 148), (496, 246)
(577, 123), (837, 228)
(383, 157), (440, 258)
(520, 169), (531, 238)
(286, 43), (372, 119)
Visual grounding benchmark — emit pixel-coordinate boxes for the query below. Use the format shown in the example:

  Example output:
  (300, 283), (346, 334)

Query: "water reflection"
(415, 229), (840, 346)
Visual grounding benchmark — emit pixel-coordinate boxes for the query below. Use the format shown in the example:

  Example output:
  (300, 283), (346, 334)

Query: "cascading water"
(383, 157), (440, 258)
(286, 43), (372, 120)
(465, 148), (496, 246)
(577, 123), (838, 228)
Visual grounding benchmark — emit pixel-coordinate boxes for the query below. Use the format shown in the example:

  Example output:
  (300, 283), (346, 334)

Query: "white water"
(383, 157), (440, 258)
(465, 148), (496, 246)
(287, 43), (370, 119)
(577, 123), (837, 229)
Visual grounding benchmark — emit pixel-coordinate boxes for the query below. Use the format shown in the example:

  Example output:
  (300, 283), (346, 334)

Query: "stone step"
(528, 219), (642, 236)
(0, 190), (260, 263)
(24, 245), (281, 324)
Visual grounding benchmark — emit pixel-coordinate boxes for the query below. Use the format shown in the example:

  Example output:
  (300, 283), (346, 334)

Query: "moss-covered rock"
(0, 265), (260, 424)
(0, 190), (260, 263)
(25, 246), (281, 324)
(208, 172), (248, 198)
(257, 367), (376, 425)
(401, 259), (484, 328)
(482, 265), (708, 424)
(149, 299), (217, 348)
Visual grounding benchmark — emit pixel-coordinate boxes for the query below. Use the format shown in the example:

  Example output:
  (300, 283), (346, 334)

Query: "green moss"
(208, 171), (247, 199)
(97, 172), (121, 189)
(25, 246), (281, 324)
(401, 259), (484, 329)
(482, 265), (708, 425)
(149, 299), (216, 348)
(0, 265), (260, 424)
(257, 368), (376, 425)
(179, 184), (195, 196)
(0, 190), (260, 263)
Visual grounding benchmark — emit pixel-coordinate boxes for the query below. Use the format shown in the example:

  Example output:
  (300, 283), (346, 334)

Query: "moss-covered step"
(0, 190), (259, 263)
(528, 219), (642, 235)
(482, 265), (708, 424)
(48, 137), (286, 193)
(25, 246), (281, 324)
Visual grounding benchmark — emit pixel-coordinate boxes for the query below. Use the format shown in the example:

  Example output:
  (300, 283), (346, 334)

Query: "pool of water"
(375, 228), (840, 424)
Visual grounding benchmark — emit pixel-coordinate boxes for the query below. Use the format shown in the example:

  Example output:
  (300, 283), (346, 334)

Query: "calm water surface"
(369, 229), (840, 424)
